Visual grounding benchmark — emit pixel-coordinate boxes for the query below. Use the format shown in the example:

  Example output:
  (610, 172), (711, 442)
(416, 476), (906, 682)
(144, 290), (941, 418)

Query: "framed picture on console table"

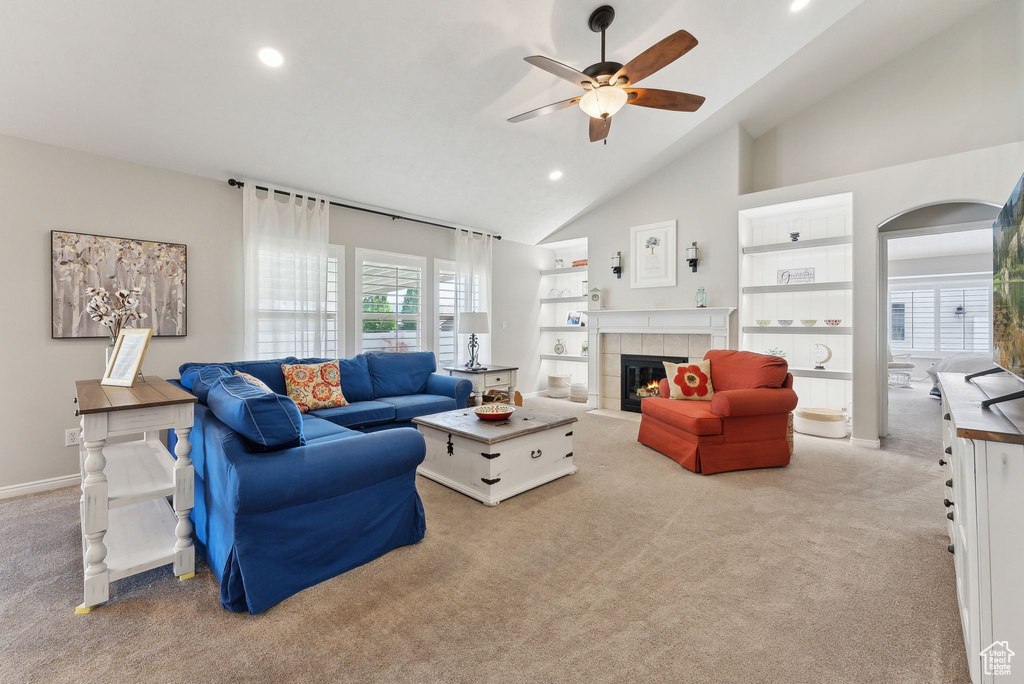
(629, 220), (676, 289)
(102, 327), (153, 387)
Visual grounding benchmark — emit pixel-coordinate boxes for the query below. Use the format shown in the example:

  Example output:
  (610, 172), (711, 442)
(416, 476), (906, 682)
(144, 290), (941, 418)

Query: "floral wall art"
(51, 231), (187, 338)
(629, 220), (677, 289)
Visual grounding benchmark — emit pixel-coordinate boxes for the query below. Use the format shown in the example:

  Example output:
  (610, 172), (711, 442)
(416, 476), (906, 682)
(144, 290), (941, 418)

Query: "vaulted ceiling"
(0, 0), (996, 243)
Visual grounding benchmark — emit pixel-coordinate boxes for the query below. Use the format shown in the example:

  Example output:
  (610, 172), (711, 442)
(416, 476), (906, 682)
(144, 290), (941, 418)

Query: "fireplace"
(620, 354), (688, 413)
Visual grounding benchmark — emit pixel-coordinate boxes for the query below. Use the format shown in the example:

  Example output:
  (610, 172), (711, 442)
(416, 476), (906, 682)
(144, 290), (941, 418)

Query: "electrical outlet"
(65, 428), (81, 447)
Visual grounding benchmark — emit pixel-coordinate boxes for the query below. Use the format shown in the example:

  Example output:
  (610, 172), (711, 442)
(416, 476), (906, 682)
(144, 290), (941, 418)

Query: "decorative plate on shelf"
(801, 319), (817, 326)
(825, 319), (842, 326)
(474, 404), (516, 421)
(756, 319), (771, 326)
(777, 319), (793, 326)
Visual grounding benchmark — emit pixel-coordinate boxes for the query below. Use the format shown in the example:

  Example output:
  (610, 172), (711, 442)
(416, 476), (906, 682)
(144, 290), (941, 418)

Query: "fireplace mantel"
(586, 307), (735, 408)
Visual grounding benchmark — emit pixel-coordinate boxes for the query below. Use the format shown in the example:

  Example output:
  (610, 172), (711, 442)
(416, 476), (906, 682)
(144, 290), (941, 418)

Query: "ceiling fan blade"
(626, 88), (705, 112)
(524, 56), (596, 88)
(613, 30), (698, 85)
(589, 116), (611, 143)
(507, 96), (582, 123)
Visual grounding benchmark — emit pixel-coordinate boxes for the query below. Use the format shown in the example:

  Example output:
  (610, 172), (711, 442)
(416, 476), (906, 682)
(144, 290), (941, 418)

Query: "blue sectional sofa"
(170, 352), (472, 614)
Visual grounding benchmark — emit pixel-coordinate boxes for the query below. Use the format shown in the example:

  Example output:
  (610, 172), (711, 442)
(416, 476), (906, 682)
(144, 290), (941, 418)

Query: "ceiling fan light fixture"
(578, 86), (628, 120)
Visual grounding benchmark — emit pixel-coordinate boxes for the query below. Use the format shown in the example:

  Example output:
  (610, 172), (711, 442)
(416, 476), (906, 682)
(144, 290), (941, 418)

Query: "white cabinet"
(939, 373), (1024, 683)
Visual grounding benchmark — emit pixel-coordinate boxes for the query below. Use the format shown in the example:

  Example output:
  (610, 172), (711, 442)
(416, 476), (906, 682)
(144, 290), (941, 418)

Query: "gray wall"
(540, 125), (747, 346)
(751, 0), (1023, 191)
(0, 134), (550, 489)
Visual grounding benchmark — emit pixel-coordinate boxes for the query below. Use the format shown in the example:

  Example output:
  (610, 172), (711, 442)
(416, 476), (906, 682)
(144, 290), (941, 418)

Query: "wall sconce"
(611, 251), (622, 279)
(686, 242), (699, 272)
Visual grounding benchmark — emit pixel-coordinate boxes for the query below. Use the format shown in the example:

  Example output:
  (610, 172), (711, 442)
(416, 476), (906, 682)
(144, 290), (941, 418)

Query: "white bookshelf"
(739, 193), (854, 416)
(539, 238), (589, 386)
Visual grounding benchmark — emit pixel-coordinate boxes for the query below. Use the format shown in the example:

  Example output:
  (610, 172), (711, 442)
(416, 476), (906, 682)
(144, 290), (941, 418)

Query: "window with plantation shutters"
(255, 245), (343, 359)
(888, 278), (991, 355)
(356, 250), (425, 353)
(889, 289), (934, 353)
(939, 286), (990, 353)
(435, 260), (457, 366)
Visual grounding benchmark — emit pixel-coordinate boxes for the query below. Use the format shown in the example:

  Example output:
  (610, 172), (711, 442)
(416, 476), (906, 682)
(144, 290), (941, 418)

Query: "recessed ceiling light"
(549, 170), (563, 180)
(258, 47), (284, 67)
(790, 0), (810, 11)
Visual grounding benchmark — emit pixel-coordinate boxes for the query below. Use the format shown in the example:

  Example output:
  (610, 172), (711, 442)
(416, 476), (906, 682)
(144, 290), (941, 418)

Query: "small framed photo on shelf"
(565, 311), (583, 326)
(101, 328), (153, 387)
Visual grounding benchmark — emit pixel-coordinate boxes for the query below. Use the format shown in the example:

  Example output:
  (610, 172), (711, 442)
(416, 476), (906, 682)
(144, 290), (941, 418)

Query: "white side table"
(74, 377), (197, 614)
(444, 365), (518, 406)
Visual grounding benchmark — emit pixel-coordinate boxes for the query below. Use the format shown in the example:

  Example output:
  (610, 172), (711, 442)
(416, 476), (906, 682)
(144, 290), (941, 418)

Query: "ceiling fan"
(508, 5), (706, 144)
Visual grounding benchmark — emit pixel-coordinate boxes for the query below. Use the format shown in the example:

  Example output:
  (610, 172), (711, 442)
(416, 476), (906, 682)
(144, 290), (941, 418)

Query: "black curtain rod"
(227, 179), (500, 240)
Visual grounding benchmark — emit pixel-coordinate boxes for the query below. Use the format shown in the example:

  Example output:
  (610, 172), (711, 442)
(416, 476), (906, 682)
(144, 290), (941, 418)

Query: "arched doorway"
(876, 201), (1001, 442)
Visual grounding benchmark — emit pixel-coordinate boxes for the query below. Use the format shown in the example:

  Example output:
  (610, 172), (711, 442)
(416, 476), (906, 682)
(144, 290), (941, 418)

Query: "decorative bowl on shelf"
(777, 319), (793, 326)
(801, 319), (817, 327)
(824, 319), (842, 327)
(473, 404), (516, 421)
(756, 319), (771, 327)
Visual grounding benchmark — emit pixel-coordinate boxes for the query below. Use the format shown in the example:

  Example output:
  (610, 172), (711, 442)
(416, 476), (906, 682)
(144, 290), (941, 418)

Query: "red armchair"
(637, 350), (797, 474)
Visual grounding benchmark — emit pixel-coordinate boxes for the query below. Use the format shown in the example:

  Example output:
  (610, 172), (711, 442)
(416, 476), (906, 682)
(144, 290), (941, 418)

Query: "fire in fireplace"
(620, 354), (688, 413)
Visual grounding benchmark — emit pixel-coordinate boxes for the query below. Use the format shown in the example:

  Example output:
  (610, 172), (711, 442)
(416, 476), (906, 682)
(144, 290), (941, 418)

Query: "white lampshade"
(458, 312), (490, 335)
(578, 86), (628, 119)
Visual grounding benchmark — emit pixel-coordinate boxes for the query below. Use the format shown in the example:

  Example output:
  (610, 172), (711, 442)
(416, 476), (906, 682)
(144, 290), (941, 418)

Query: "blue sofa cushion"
(179, 358), (298, 397)
(295, 355), (374, 403)
(180, 365), (232, 403)
(311, 401), (396, 428)
(300, 414), (361, 444)
(376, 394), (456, 421)
(207, 375), (305, 451)
(366, 351), (436, 398)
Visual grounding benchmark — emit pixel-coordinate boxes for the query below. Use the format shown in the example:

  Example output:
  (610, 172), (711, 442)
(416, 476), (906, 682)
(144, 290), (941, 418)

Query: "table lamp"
(458, 312), (489, 370)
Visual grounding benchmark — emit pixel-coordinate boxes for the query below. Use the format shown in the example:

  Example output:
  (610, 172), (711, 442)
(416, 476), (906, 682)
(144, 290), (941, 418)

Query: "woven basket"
(548, 374), (571, 399)
(569, 383), (588, 403)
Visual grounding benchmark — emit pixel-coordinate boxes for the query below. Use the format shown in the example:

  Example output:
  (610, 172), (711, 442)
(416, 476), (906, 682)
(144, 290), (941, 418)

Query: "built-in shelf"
(789, 367), (853, 380)
(743, 326), (852, 335)
(742, 281), (852, 295)
(540, 354), (589, 362)
(540, 266), (589, 276)
(742, 235), (852, 255)
(540, 326), (588, 332)
(540, 295), (588, 304)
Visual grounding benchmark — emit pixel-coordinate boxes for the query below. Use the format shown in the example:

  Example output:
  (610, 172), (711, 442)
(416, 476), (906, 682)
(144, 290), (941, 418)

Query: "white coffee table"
(412, 408), (577, 506)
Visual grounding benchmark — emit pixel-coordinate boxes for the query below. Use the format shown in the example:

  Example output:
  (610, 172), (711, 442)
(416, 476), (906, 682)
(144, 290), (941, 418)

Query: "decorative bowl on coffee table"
(473, 404), (516, 421)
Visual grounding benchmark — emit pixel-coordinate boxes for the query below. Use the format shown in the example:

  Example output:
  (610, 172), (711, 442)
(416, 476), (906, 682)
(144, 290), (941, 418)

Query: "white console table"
(938, 373), (1024, 682)
(74, 377), (197, 614)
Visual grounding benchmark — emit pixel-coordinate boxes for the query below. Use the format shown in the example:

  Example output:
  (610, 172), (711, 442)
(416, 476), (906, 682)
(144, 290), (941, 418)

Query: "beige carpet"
(0, 396), (968, 683)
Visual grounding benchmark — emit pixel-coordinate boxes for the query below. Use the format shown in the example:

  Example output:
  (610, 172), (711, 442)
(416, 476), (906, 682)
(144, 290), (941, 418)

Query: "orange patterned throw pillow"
(281, 360), (348, 413)
(662, 360), (714, 401)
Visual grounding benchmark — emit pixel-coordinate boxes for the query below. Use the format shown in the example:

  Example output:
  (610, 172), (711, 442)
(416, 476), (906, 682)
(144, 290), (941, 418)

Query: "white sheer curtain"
(242, 182), (330, 359)
(454, 230), (493, 366)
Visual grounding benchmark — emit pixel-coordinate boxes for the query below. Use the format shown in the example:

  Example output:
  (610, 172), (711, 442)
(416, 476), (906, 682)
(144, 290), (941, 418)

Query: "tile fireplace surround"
(585, 308), (735, 410)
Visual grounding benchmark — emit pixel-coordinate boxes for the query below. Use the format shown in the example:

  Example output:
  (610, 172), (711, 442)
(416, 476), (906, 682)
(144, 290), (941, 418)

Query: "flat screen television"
(993, 171), (1024, 378)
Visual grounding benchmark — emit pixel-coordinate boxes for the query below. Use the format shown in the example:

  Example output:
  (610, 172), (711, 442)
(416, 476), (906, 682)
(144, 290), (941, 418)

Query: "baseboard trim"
(0, 473), (80, 500)
(850, 438), (881, 450)
(522, 390), (546, 398)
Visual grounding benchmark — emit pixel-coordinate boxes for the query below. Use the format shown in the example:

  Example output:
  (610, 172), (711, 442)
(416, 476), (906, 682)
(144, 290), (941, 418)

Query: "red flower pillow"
(662, 360), (714, 401)
(281, 360), (348, 413)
